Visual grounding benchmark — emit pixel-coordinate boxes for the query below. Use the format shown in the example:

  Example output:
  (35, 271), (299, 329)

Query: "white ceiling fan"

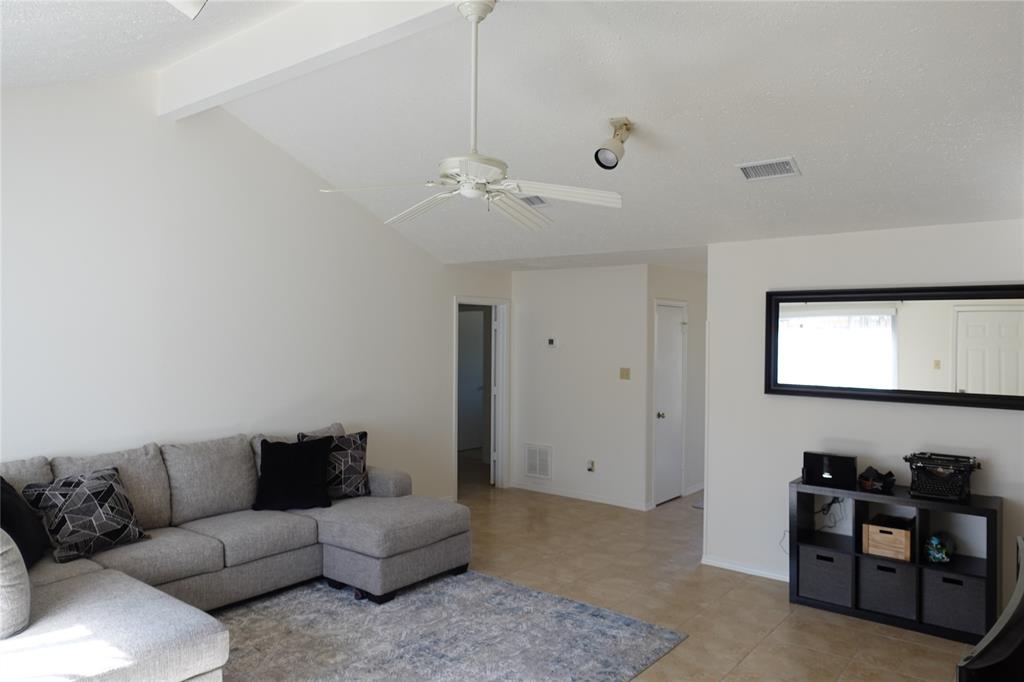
(321, 0), (622, 231)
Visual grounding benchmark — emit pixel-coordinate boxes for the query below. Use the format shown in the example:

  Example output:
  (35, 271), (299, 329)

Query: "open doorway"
(652, 301), (688, 506)
(457, 305), (492, 493)
(454, 297), (509, 501)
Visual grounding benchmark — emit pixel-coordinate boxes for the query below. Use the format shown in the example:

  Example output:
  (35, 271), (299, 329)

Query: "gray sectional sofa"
(0, 425), (471, 681)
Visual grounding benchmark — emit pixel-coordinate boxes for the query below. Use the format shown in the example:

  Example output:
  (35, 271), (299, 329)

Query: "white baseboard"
(684, 482), (704, 496)
(701, 554), (789, 583)
(510, 480), (647, 511)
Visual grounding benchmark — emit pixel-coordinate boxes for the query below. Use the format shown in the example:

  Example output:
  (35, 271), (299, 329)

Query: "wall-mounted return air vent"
(737, 156), (801, 180)
(519, 195), (547, 207)
(525, 443), (552, 479)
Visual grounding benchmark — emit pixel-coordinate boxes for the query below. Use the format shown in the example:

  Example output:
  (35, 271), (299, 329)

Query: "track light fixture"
(594, 117), (632, 170)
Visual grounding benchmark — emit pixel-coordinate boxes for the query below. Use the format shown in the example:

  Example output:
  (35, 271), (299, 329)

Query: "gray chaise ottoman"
(294, 495), (471, 603)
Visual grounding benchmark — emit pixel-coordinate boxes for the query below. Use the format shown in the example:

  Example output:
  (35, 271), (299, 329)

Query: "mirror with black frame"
(765, 285), (1024, 410)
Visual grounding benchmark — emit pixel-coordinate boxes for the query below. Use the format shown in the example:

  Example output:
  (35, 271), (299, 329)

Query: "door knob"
(656, 412), (666, 419)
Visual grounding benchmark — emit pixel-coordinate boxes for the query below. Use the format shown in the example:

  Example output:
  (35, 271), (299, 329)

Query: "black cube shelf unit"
(789, 478), (1002, 644)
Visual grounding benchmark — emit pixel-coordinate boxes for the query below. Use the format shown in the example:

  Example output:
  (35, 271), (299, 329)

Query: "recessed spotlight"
(594, 117), (632, 170)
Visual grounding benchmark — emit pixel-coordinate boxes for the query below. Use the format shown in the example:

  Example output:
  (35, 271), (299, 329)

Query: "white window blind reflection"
(778, 313), (897, 389)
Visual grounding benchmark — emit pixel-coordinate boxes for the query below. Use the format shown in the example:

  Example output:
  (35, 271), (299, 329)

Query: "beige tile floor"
(458, 479), (970, 681)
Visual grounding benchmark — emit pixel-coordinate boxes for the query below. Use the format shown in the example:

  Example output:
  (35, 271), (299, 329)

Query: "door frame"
(453, 296), (510, 495)
(651, 299), (689, 505)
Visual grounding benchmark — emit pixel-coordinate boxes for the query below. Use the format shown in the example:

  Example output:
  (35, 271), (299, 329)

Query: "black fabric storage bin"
(857, 556), (917, 619)
(798, 544), (854, 607)
(921, 568), (987, 635)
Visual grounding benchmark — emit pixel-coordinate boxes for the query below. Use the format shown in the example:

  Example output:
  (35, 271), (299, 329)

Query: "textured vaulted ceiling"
(1, 0), (294, 87)
(223, 1), (1023, 265)
(4, 2), (1022, 267)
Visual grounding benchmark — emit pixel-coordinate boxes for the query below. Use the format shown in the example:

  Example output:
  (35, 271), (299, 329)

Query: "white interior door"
(956, 308), (1024, 395)
(457, 309), (486, 450)
(653, 304), (687, 505)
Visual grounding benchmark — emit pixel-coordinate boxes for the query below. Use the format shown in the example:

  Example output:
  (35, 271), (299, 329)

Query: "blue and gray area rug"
(215, 571), (684, 681)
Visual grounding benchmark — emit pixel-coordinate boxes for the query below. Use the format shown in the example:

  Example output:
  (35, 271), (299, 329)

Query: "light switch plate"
(619, 367), (631, 380)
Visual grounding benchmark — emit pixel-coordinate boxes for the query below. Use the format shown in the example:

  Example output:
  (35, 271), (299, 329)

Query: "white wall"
(510, 265), (649, 509)
(1, 74), (510, 500)
(897, 300), (958, 392)
(648, 266), (707, 499)
(704, 219), (1024, 601)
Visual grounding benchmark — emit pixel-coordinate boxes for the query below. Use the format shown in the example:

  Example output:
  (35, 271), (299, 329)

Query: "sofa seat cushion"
(292, 496), (470, 559)
(91, 527), (223, 586)
(0, 569), (228, 682)
(180, 510), (317, 567)
(28, 555), (103, 587)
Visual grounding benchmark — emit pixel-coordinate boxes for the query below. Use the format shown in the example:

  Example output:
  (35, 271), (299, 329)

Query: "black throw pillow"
(253, 437), (333, 511)
(0, 477), (50, 569)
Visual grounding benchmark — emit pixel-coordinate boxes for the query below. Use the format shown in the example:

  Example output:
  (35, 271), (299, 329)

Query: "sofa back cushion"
(249, 424), (344, 473)
(0, 457), (52, 501)
(161, 435), (257, 525)
(298, 422), (346, 440)
(50, 444), (170, 530)
(249, 434), (291, 475)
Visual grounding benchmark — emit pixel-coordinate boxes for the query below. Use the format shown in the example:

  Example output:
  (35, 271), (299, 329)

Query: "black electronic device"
(802, 452), (857, 490)
(904, 452), (980, 503)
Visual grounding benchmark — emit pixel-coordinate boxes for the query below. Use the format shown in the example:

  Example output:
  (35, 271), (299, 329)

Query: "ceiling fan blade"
(505, 179), (622, 208)
(489, 192), (553, 232)
(320, 180), (451, 193)
(385, 190), (459, 224)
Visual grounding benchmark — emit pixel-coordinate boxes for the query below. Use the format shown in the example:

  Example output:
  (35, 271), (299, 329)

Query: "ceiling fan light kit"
(594, 117), (632, 170)
(323, 0), (622, 232)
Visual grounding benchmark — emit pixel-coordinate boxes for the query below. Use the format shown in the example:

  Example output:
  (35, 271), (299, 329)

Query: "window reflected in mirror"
(779, 305), (897, 389)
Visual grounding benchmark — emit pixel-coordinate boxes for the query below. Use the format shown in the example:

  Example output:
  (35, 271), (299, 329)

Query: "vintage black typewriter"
(903, 452), (981, 503)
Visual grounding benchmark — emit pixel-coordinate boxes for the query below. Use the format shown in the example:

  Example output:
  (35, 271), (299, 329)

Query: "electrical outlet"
(546, 337), (559, 349)
(933, 359), (942, 370)
(619, 367), (631, 380)
(586, 460), (595, 472)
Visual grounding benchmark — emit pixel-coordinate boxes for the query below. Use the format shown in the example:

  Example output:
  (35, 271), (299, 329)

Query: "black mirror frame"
(765, 284), (1024, 411)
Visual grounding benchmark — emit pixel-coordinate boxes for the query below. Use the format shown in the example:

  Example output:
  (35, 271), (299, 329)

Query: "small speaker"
(803, 452), (857, 490)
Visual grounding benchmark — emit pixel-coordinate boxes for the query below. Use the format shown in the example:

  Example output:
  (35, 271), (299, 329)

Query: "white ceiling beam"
(157, 1), (454, 120)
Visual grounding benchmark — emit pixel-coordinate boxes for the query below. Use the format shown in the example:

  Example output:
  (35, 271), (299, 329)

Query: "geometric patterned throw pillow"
(298, 431), (369, 499)
(21, 467), (146, 563)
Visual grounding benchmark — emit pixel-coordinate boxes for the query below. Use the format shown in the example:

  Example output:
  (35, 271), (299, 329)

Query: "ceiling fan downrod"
(458, 1), (495, 155)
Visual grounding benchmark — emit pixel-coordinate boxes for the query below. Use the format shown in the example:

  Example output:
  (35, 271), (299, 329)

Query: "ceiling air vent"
(519, 195), (547, 207)
(737, 156), (801, 181)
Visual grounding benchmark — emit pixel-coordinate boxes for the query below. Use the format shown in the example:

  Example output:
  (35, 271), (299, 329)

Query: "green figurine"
(926, 533), (955, 563)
